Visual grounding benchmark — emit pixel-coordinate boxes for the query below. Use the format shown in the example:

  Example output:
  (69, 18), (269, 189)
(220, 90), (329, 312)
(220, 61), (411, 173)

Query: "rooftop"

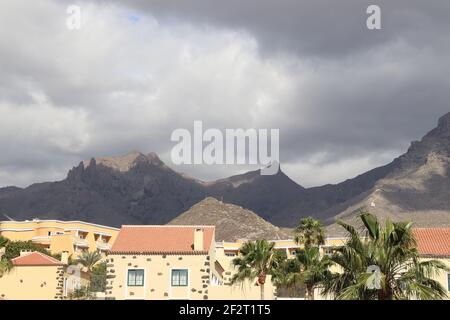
(413, 228), (450, 257)
(11, 252), (65, 266)
(110, 225), (215, 254)
(0, 219), (119, 231)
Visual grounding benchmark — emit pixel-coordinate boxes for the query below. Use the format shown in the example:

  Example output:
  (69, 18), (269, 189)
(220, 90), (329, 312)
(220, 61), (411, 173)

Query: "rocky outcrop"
(169, 197), (292, 241)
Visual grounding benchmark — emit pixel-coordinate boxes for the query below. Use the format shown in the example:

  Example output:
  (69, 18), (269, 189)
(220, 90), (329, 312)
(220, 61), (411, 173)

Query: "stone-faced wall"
(106, 253), (211, 300)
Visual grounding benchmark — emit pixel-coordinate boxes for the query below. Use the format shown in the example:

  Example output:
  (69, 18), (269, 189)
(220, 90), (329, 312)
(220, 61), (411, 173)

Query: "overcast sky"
(0, 0), (449, 188)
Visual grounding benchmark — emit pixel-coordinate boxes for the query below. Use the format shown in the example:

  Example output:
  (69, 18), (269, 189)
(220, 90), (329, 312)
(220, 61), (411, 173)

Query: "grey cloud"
(107, 0), (450, 159)
(102, 0), (450, 58)
(0, 0), (450, 188)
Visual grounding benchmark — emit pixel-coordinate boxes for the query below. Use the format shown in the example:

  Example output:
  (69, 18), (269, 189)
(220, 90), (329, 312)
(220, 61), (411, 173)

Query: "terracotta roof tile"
(11, 252), (65, 266)
(111, 225), (215, 254)
(413, 228), (450, 257)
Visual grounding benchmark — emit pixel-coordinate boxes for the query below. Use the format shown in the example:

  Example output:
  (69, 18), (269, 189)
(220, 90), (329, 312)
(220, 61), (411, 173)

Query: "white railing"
(73, 237), (89, 247)
(96, 241), (111, 250)
(31, 236), (51, 244)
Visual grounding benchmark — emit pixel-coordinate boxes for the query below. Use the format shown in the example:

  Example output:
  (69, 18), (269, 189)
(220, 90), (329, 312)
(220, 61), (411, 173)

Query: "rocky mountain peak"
(437, 111), (450, 130)
(422, 111), (450, 141)
(145, 151), (165, 166)
(400, 112), (450, 167)
(81, 150), (165, 172)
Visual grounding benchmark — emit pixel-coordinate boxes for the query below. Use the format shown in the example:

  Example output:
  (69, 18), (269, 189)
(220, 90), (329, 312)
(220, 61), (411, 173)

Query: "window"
(447, 273), (450, 291)
(324, 247), (334, 257)
(225, 252), (236, 257)
(127, 269), (144, 287)
(171, 269), (188, 287)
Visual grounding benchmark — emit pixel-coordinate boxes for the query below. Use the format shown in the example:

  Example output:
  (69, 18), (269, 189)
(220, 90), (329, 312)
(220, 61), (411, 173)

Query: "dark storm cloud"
(104, 0), (450, 58)
(103, 0), (450, 157)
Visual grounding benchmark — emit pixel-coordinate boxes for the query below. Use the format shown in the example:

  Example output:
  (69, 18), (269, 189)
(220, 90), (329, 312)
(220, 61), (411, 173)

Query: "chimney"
(194, 228), (204, 251)
(61, 251), (69, 265)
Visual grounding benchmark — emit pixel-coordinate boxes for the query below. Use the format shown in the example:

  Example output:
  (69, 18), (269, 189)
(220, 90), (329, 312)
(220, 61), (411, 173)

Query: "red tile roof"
(11, 252), (65, 266)
(111, 225), (215, 254)
(413, 228), (450, 257)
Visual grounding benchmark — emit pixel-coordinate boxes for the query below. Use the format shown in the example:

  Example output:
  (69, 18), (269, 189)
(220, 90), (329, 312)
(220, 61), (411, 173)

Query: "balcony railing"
(73, 237), (89, 247)
(96, 241), (111, 251)
(31, 236), (51, 244)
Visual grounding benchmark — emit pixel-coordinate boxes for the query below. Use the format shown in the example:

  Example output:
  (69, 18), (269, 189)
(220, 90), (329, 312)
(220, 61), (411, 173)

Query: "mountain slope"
(206, 168), (305, 221)
(168, 197), (292, 241)
(324, 112), (450, 235)
(1, 112), (450, 234)
(268, 160), (399, 226)
(0, 151), (304, 227)
(0, 152), (208, 226)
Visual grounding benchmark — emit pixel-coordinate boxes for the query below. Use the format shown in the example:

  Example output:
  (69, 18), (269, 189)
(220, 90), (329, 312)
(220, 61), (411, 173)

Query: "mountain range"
(1, 112), (450, 236)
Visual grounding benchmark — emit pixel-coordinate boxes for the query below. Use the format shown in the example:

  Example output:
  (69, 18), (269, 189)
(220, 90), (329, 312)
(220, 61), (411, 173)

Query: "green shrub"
(3, 240), (50, 261)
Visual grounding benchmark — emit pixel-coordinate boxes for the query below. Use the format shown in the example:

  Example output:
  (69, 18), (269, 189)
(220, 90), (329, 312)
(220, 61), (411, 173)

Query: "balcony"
(73, 237), (89, 247)
(96, 241), (111, 251)
(31, 236), (51, 245)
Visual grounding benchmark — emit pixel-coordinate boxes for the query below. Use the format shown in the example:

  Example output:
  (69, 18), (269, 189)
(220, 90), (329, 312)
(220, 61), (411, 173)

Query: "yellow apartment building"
(106, 225), (276, 300)
(213, 237), (348, 299)
(107, 230), (314, 300)
(214, 239), (301, 286)
(106, 225), (219, 300)
(0, 219), (119, 259)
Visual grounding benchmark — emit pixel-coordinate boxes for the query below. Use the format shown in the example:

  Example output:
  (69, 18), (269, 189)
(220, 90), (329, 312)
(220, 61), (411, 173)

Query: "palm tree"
(0, 235), (9, 248)
(77, 251), (102, 273)
(323, 212), (449, 300)
(294, 217), (325, 248)
(271, 257), (303, 298)
(296, 246), (333, 300)
(0, 259), (12, 278)
(0, 236), (12, 277)
(231, 240), (283, 300)
(76, 251), (102, 298)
